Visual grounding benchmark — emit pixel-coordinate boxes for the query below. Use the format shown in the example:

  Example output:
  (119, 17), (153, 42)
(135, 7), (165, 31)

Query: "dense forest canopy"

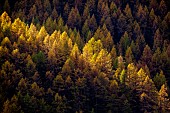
(0, 0), (170, 113)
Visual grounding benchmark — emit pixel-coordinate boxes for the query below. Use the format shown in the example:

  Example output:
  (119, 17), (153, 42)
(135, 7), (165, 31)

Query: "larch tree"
(136, 4), (147, 31)
(18, 78), (28, 94)
(153, 29), (163, 51)
(133, 21), (141, 40)
(28, 5), (37, 22)
(0, 12), (11, 36)
(43, 0), (52, 14)
(141, 45), (153, 69)
(149, 0), (158, 11)
(3, 0), (10, 14)
(11, 18), (26, 40)
(151, 47), (162, 74)
(36, 26), (48, 50)
(44, 16), (55, 34)
(110, 1), (117, 15)
(153, 70), (166, 90)
(82, 37), (103, 68)
(67, 7), (81, 29)
(135, 34), (146, 53)
(140, 76), (158, 112)
(82, 5), (90, 23)
(88, 14), (98, 33)
(31, 82), (44, 97)
(99, 2), (110, 25)
(25, 54), (36, 76)
(27, 23), (38, 39)
(82, 19), (90, 41)
(119, 31), (131, 55)
(125, 47), (134, 65)
(53, 93), (67, 113)
(124, 4), (133, 37)
(51, 7), (58, 20)
(117, 55), (125, 69)
(159, 0), (167, 17)
(1, 37), (12, 49)
(2, 95), (21, 113)
(117, 13), (127, 38)
(53, 74), (64, 93)
(52, 0), (60, 10)
(158, 84), (170, 112)
(63, 3), (70, 21)
(95, 49), (112, 75)
(86, 0), (95, 14)
(125, 63), (138, 89)
(105, 32), (114, 51)
(110, 46), (117, 69)
(70, 43), (81, 67)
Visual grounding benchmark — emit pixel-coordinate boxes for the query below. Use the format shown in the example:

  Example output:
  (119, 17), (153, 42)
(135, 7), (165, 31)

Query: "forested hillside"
(0, 0), (170, 112)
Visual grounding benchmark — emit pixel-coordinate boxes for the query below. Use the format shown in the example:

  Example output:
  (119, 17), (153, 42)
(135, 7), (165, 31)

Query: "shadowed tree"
(153, 29), (163, 51)
(67, 7), (81, 29)
(141, 45), (152, 70)
(140, 76), (158, 112)
(153, 70), (166, 90)
(82, 5), (90, 23)
(51, 8), (58, 20)
(124, 4), (133, 37)
(3, 0), (10, 14)
(119, 32), (131, 55)
(125, 47), (134, 65)
(63, 3), (70, 21)
(159, 0), (167, 17)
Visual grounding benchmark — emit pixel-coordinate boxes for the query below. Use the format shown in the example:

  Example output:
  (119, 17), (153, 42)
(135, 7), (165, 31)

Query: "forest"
(0, 0), (170, 112)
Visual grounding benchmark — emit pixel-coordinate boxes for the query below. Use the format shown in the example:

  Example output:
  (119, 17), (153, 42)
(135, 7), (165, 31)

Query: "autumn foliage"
(0, 0), (170, 112)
